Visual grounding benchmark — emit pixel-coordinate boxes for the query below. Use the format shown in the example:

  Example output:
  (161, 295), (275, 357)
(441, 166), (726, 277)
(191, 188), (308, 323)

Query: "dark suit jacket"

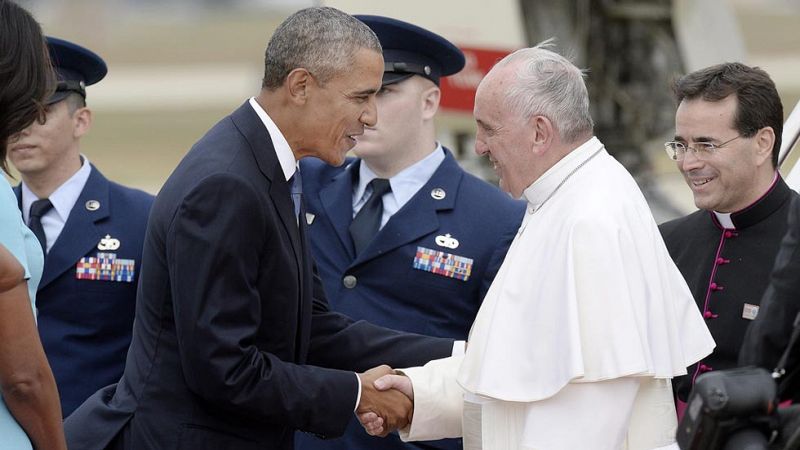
(64, 102), (453, 450)
(296, 153), (524, 450)
(740, 194), (800, 400)
(14, 166), (153, 416)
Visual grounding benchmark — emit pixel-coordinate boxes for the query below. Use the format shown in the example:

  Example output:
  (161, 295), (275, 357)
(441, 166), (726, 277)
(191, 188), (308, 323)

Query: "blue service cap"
(45, 37), (107, 105)
(355, 15), (465, 87)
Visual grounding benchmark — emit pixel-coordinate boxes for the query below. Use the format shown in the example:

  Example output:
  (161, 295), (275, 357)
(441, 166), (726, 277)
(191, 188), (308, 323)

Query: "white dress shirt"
(352, 145), (445, 228)
(248, 97), (296, 182)
(22, 156), (92, 254)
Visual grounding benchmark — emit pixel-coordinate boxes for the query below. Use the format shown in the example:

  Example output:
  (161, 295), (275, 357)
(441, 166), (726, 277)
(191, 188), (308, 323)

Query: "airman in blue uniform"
(296, 15), (525, 450)
(7, 37), (154, 416)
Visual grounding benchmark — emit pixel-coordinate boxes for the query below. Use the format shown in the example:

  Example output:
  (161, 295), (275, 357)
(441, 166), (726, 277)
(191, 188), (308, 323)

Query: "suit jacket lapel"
(351, 150), (463, 267)
(319, 160), (358, 259)
(230, 103), (303, 272)
(39, 166), (110, 290)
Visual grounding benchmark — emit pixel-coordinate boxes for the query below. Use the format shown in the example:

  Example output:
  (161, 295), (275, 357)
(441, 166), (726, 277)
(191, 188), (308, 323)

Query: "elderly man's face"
(303, 48), (383, 166)
(473, 67), (537, 198)
(674, 95), (770, 213)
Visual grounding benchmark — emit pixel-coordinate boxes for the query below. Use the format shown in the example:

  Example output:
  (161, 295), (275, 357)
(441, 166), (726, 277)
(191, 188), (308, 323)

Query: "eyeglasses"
(663, 135), (742, 161)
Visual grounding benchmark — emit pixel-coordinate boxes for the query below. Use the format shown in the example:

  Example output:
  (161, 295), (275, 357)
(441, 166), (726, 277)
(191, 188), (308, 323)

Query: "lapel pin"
(85, 200), (100, 211)
(97, 234), (121, 251)
(430, 188), (446, 200)
(306, 213), (315, 225)
(435, 233), (460, 249)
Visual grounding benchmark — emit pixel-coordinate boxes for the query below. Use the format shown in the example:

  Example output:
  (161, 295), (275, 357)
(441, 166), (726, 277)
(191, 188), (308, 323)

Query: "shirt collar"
(248, 97), (296, 182)
(522, 136), (603, 208)
(711, 171), (787, 230)
(353, 144), (445, 207)
(22, 155), (92, 223)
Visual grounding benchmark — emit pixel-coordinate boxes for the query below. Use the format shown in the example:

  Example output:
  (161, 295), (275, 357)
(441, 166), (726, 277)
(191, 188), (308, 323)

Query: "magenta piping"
(691, 228), (731, 385)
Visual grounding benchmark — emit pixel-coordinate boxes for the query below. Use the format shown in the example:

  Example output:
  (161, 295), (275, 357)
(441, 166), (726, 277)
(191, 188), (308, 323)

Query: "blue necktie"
(29, 198), (54, 253)
(289, 171), (302, 219)
(349, 178), (391, 254)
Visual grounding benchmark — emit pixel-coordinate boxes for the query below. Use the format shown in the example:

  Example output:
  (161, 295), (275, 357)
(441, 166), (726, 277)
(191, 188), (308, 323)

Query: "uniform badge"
(435, 233), (459, 249)
(742, 303), (759, 320)
(430, 188), (446, 200)
(76, 252), (136, 282)
(97, 234), (121, 251)
(412, 246), (473, 281)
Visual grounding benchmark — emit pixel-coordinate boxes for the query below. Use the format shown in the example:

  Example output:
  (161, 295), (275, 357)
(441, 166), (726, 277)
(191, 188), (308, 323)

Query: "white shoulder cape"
(457, 137), (715, 402)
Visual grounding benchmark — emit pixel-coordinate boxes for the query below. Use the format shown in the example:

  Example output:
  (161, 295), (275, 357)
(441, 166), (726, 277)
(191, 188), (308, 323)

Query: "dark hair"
(64, 92), (87, 114)
(0, 0), (54, 174)
(673, 62), (783, 167)
(262, 6), (380, 90)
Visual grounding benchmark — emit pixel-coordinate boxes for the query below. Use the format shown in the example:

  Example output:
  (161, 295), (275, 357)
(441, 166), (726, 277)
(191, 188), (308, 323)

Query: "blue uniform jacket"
(15, 166), (154, 416)
(296, 150), (525, 450)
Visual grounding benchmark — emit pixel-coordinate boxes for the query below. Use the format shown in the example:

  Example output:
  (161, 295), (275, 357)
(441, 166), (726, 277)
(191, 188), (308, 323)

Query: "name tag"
(742, 303), (759, 320)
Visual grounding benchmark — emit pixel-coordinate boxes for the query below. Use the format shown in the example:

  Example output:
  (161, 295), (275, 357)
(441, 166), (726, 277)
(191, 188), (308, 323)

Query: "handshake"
(356, 365), (414, 437)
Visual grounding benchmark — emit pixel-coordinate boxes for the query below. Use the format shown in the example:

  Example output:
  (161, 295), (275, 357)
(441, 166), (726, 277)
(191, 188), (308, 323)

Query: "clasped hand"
(356, 365), (414, 437)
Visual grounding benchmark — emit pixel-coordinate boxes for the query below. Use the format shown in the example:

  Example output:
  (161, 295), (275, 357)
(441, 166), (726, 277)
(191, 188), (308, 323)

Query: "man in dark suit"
(6, 37), (154, 416)
(739, 196), (800, 402)
(64, 7), (454, 450)
(297, 15), (524, 450)
(658, 63), (797, 410)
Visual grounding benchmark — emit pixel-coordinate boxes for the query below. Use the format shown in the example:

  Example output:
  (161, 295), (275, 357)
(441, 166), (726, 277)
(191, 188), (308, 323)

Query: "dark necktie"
(349, 178), (391, 255)
(289, 171), (302, 220)
(29, 198), (54, 253)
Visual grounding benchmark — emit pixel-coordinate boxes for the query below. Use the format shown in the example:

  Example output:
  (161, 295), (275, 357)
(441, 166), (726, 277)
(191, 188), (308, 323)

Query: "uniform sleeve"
(306, 262), (455, 372)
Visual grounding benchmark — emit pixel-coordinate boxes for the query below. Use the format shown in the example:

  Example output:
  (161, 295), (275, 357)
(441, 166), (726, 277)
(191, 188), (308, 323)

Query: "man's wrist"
(353, 372), (362, 412)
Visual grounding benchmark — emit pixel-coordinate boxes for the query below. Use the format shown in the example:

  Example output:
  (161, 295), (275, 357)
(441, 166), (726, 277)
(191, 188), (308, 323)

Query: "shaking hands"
(356, 365), (414, 437)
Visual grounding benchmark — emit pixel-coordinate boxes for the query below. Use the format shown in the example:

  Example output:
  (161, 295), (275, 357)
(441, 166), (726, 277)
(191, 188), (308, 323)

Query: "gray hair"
(262, 7), (381, 89)
(495, 41), (594, 143)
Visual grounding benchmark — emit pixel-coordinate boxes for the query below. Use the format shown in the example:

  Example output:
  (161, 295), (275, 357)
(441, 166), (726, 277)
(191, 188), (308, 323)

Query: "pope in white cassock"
(358, 44), (715, 450)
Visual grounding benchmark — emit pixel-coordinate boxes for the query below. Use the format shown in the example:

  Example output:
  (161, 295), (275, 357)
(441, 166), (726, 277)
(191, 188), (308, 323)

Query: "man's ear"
(420, 85), (441, 121)
(285, 68), (313, 105)
(73, 107), (92, 139)
(753, 126), (775, 167)
(530, 115), (554, 154)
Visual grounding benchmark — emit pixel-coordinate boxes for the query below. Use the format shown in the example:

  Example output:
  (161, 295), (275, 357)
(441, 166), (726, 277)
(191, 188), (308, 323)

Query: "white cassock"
(399, 137), (715, 450)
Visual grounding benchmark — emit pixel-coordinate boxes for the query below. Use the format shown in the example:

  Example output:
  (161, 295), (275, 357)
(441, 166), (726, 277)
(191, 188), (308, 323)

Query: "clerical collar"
(710, 172), (788, 230)
(522, 136), (603, 210)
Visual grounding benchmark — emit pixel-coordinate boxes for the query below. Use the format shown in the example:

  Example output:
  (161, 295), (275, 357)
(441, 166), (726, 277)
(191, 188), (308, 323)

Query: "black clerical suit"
(660, 176), (798, 401)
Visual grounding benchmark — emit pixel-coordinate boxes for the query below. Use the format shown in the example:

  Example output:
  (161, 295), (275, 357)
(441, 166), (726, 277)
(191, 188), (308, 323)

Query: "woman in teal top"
(0, 178), (44, 449)
(1, 1), (68, 448)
